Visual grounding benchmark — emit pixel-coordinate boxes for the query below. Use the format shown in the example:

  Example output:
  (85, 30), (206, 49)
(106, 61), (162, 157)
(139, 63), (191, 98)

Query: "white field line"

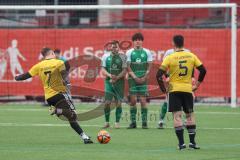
(0, 122), (240, 130)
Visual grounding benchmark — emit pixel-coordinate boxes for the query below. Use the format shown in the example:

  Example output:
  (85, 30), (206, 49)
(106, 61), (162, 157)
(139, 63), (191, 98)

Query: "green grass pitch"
(0, 103), (240, 160)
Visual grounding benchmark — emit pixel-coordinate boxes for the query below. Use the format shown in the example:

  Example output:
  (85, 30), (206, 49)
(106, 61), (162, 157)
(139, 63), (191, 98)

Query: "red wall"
(0, 29), (239, 98)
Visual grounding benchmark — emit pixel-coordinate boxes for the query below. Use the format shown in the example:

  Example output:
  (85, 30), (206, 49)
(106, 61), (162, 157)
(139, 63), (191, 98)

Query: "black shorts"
(47, 93), (75, 110)
(168, 92), (193, 113)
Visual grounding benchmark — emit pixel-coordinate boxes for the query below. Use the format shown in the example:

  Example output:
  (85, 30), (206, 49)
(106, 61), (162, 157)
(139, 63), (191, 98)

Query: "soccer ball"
(97, 130), (111, 144)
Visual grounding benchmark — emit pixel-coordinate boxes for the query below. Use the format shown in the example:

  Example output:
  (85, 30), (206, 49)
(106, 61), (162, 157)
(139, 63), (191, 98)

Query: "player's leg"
(158, 98), (168, 129)
(169, 92), (186, 150)
(113, 82), (124, 129)
(103, 80), (114, 128)
(47, 93), (93, 144)
(114, 100), (122, 129)
(139, 95), (148, 129)
(103, 100), (111, 128)
(138, 83), (148, 129)
(128, 95), (137, 129)
(127, 79), (137, 129)
(183, 93), (200, 149)
(62, 93), (93, 144)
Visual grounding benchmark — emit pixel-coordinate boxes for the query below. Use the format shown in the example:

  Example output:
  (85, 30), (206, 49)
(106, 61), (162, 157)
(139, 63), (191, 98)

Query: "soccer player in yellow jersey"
(15, 47), (93, 144)
(156, 35), (206, 150)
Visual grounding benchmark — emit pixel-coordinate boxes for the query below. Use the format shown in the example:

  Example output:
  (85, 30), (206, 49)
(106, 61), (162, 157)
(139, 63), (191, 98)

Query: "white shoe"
(115, 122), (120, 129)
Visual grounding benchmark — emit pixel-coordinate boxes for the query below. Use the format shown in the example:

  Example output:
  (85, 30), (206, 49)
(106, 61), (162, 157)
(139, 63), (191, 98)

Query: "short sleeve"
(193, 54), (202, 67)
(145, 48), (153, 62)
(57, 60), (66, 72)
(163, 49), (174, 60)
(126, 49), (133, 62)
(101, 53), (109, 67)
(28, 63), (39, 76)
(160, 56), (170, 71)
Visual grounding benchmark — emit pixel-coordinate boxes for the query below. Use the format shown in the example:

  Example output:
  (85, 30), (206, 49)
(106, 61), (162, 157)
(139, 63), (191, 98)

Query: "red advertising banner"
(0, 29), (239, 98)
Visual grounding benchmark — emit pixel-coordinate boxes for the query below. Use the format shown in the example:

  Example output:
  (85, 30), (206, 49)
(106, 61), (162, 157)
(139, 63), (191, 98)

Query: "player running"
(126, 33), (152, 129)
(101, 40), (127, 129)
(15, 47), (93, 144)
(156, 35), (206, 150)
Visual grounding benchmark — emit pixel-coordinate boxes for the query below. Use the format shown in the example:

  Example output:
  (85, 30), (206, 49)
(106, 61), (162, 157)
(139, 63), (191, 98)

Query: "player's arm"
(126, 50), (138, 80)
(114, 54), (128, 82)
(193, 65), (207, 91)
(156, 68), (167, 93)
(15, 72), (32, 81)
(156, 56), (171, 93)
(100, 54), (112, 78)
(142, 49), (153, 80)
(192, 69), (195, 77)
(101, 67), (112, 78)
(127, 63), (137, 79)
(143, 62), (152, 79)
(112, 68), (127, 83)
(15, 63), (39, 81)
(117, 68), (127, 79)
(192, 55), (207, 91)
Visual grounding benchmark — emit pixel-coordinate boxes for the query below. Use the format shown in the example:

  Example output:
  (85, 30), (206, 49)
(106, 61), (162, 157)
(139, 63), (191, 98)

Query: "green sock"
(160, 102), (167, 120)
(115, 107), (122, 123)
(141, 108), (148, 123)
(104, 107), (111, 122)
(130, 107), (137, 123)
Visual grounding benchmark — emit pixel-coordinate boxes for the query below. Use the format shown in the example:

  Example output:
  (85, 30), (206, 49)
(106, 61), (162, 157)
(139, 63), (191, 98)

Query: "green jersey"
(101, 52), (127, 81)
(126, 48), (152, 78)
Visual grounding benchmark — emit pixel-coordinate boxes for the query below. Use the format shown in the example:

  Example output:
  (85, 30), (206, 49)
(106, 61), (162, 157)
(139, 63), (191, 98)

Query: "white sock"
(159, 120), (164, 124)
(81, 133), (89, 140)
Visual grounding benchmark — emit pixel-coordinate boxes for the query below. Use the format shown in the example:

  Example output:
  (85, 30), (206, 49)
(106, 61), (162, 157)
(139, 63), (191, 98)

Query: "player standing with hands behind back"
(156, 35), (206, 150)
(126, 33), (152, 129)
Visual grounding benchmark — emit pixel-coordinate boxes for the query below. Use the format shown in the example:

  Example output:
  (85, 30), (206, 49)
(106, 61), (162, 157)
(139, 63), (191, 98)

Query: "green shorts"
(104, 80), (124, 101)
(128, 78), (148, 96)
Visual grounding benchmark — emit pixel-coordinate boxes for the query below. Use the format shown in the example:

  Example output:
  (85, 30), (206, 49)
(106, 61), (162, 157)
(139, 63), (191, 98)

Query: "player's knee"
(173, 112), (183, 126)
(185, 113), (195, 125)
(105, 100), (111, 106)
(140, 101), (146, 108)
(130, 100), (136, 106)
(62, 109), (77, 122)
(114, 101), (121, 107)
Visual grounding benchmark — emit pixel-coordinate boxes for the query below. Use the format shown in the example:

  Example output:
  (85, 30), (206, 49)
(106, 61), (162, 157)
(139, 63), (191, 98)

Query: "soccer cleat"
(142, 122), (148, 129)
(114, 122), (120, 129)
(102, 122), (110, 129)
(83, 138), (93, 144)
(189, 143), (200, 149)
(158, 121), (164, 129)
(178, 144), (186, 150)
(127, 122), (137, 129)
(81, 133), (93, 144)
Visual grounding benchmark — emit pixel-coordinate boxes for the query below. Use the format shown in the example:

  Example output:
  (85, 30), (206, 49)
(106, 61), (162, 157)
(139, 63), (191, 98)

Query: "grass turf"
(0, 103), (239, 160)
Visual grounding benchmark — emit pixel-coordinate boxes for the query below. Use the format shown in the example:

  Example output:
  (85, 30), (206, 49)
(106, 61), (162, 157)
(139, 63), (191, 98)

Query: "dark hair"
(111, 40), (120, 45)
(41, 47), (51, 57)
(132, 32), (144, 41)
(54, 48), (61, 54)
(173, 35), (184, 48)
